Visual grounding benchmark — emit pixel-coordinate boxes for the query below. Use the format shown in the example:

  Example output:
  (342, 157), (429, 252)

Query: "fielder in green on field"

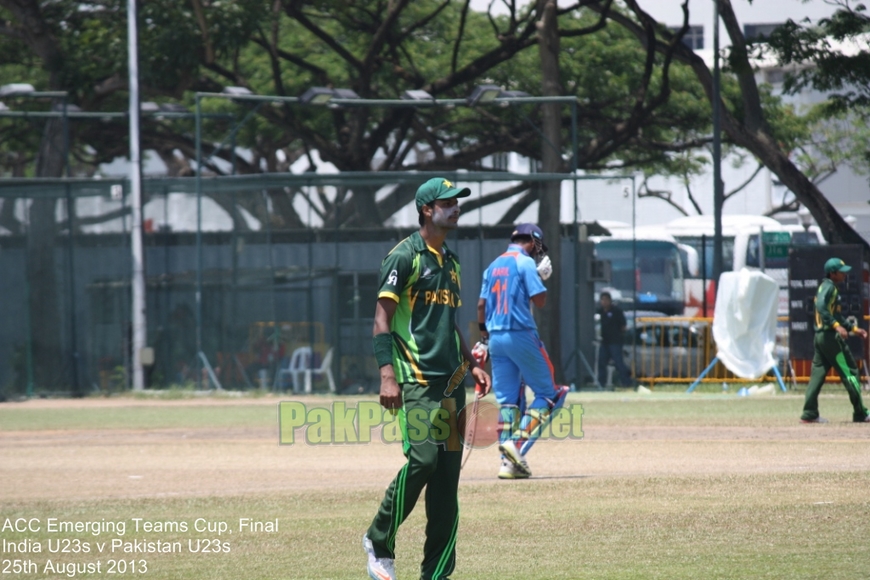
(363, 177), (491, 580)
(800, 256), (870, 424)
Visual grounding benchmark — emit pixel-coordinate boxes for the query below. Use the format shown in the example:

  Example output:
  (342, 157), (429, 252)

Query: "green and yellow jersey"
(814, 277), (857, 333)
(378, 231), (464, 385)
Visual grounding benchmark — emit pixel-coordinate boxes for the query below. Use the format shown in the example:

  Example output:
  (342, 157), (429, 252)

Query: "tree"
(766, 1), (870, 112)
(587, 0), (868, 249)
(636, 81), (816, 218)
(244, 0), (707, 377)
(3, 1), (717, 222)
(765, 1), (870, 194)
(792, 106), (870, 183)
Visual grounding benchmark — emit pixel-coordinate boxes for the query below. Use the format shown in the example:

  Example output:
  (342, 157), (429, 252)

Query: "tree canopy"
(763, 1), (870, 187)
(1, 0), (720, 229)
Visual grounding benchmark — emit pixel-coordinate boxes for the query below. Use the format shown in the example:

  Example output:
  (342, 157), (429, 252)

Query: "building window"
(764, 68), (785, 85)
(744, 23), (781, 43)
(669, 25), (704, 50)
(492, 152), (509, 171)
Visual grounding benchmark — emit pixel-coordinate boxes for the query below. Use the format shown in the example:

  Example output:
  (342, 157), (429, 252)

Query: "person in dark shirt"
(597, 291), (633, 388)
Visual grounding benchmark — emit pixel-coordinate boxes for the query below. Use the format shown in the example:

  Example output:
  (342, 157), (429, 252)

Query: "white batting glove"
(471, 341), (489, 366)
(536, 255), (553, 281)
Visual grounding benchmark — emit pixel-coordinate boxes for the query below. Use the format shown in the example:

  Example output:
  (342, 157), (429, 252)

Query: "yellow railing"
(625, 316), (719, 385)
(624, 316), (869, 386)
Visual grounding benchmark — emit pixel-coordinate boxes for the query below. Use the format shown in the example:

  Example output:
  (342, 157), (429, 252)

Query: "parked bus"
(591, 223), (688, 315)
(664, 214), (822, 316)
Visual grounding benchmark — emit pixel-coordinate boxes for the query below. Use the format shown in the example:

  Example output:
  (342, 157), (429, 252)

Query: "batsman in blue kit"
(477, 223), (569, 479)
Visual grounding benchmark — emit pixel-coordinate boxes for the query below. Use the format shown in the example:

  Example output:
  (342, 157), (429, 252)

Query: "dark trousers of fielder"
(367, 379), (465, 580)
(802, 330), (869, 422)
(597, 343), (633, 388)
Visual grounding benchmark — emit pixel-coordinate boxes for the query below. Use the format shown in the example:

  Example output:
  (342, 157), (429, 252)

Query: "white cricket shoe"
(498, 457), (530, 479)
(498, 440), (531, 476)
(363, 535), (396, 580)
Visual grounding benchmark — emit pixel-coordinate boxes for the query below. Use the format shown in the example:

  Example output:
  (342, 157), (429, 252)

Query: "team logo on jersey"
(449, 269), (458, 284)
(387, 269), (398, 286)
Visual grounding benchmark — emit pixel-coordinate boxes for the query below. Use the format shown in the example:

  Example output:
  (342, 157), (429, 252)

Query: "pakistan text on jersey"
(424, 289), (460, 307)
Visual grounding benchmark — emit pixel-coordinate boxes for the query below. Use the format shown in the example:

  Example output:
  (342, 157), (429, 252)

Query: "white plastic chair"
(272, 348), (306, 392)
(285, 347), (336, 393)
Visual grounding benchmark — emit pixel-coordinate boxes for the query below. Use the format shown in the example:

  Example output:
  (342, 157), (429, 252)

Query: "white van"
(597, 222), (700, 277)
(591, 223), (693, 315)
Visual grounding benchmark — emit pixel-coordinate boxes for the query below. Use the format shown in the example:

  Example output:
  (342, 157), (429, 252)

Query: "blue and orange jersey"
(479, 243), (546, 332)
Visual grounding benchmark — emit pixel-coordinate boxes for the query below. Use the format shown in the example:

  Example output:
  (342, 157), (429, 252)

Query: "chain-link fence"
(0, 173), (619, 397)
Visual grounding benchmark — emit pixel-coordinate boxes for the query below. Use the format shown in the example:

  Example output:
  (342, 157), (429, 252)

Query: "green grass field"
(2, 389), (869, 579)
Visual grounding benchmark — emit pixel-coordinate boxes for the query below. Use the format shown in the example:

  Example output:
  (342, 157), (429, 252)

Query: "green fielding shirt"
(377, 231), (464, 385)
(814, 278), (856, 332)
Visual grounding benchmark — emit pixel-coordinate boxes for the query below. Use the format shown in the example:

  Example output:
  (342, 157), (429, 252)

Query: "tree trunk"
(4, 0), (77, 392)
(29, 116), (65, 390)
(536, 0), (564, 382)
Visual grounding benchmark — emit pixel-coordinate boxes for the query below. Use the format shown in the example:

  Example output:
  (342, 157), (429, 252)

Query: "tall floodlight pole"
(128, 0), (146, 390)
(712, 0), (724, 284)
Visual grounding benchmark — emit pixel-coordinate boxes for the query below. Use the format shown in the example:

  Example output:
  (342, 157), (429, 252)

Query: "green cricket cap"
(415, 178), (470, 212)
(824, 257), (852, 274)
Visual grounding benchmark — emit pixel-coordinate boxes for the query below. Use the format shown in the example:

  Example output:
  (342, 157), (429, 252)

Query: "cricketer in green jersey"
(800, 257), (870, 424)
(363, 177), (491, 580)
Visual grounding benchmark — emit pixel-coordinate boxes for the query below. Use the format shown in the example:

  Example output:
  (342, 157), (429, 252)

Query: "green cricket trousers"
(367, 377), (466, 580)
(801, 329), (869, 422)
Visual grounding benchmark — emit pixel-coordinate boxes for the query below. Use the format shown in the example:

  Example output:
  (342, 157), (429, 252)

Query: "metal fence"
(8, 173), (852, 398)
(605, 315), (869, 389)
(0, 172), (618, 397)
